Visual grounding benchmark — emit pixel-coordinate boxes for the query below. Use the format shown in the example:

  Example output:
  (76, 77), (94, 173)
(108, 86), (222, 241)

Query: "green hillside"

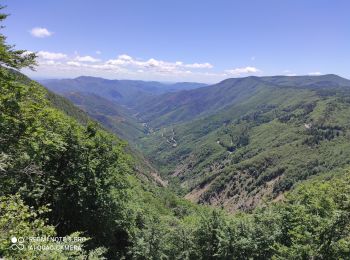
(43, 59), (350, 213)
(41, 77), (207, 143)
(2, 6), (350, 259)
(135, 75), (350, 127)
(62, 91), (146, 143)
(138, 77), (350, 210)
(0, 18), (199, 257)
(42, 76), (207, 107)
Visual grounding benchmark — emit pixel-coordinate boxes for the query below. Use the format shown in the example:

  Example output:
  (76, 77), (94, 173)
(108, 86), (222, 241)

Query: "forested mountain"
(138, 76), (350, 211)
(2, 6), (350, 259)
(62, 91), (145, 142)
(42, 76), (207, 107)
(134, 75), (350, 127)
(42, 77), (207, 143)
(0, 28), (202, 258)
(45, 70), (350, 213)
(0, 12), (203, 257)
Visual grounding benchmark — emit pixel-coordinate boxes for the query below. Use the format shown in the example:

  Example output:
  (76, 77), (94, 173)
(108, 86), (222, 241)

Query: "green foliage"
(46, 90), (91, 126)
(2, 5), (350, 259)
(0, 67), (133, 254)
(194, 210), (227, 259)
(129, 216), (168, 259)
(0, 7), (36, 70)
(0, 9), (131, 257)
(0, 195), (105, 259)
(273, 176), (350, 259)
(128, 171), (350, 259)
(139, 83), (350, 209)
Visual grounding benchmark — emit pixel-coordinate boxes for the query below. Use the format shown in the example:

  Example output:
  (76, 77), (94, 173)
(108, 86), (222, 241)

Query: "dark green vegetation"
(137, 75), (350, 211)
(62, 91), (145, 142)
(0, 11), (197, 258)
(43, 77), (206, 144)
(47, 69), (350, 213)
(2, 7), (350, 259)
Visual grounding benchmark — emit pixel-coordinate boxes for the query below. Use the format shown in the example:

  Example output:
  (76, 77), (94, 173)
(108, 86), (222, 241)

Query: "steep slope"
(135, 74), (350, 128)
(1, 65), (204, 257)
(61, 91), (146, 142)
(2, 6), (350, 258)
(42, 77), (207, 144)
(38, 73), (350, 258)
(135, 77), (265, 127)
(44, 74), (350, 213)
(137, 75), (350, 211)
(1, 68), (134, 256)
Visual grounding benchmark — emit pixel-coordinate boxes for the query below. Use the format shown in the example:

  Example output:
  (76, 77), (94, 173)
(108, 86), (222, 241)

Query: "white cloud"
(184, 62), (213, 69)
(90, 63), (124, 71)
(107, 54), (133, 65)
(75, 55), (100, 62)
(308, 72), (322, 76)
(118, 54), (133, 61)
(30, 51), (265, 83)
(66, 61), (82, 67)
(44, 60), (61, 65)
(37, 51), (67, 60)
(96, 50), (102, 55)
(30, 27), (53, 38)
(225, 66), (260, 76)
(106, 54), (213, 73)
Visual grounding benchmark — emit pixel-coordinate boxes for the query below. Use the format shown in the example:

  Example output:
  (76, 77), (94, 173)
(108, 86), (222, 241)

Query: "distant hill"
(136, 74), (350, 210)
(41, 76), (207, 142)
(7, 69), (350, 259)
(257, 74), (350, 88)
(135, 74), (350, 127)
(43, 73), (350, 212)
(62, 91), (145, 142)
(4, 3), (350, 256)
(41, 76), (207, 107)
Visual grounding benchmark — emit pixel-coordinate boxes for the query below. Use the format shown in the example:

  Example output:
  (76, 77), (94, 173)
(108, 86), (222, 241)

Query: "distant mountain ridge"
(41, 77), (207, 143)
(134, 74), (350, 127)
(255, 74), (350, 88)
(41, 76), (207, 107)
(43, 73), (350, 211)
(135, 74), (350, 210)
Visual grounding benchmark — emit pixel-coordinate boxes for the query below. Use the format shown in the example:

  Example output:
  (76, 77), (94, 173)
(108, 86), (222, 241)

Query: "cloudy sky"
(3, 0), (350, 83)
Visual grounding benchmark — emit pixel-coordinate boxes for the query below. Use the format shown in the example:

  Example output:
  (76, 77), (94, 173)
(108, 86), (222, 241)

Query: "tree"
(0, 195), (105, 259)
(0, 6), (132, 258)
(129, 216), (168, 260)
(0, 6), (36, 70)
(195, 210), (227, 259)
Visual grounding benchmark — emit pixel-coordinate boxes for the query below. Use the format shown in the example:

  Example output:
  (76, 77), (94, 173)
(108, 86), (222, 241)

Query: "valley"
(43, 74), (350, 211)
(2, 2), (350, 257)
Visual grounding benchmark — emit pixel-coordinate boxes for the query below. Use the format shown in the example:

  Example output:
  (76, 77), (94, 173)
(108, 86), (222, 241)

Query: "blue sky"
(3, 0), (350, 83)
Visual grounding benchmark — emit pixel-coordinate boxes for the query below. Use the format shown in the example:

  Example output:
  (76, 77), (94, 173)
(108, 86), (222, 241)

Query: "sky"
(2, 0), (350, 83)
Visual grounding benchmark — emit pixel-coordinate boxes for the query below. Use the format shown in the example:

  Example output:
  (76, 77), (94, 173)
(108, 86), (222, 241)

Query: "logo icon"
(10, 236), (25, 250)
